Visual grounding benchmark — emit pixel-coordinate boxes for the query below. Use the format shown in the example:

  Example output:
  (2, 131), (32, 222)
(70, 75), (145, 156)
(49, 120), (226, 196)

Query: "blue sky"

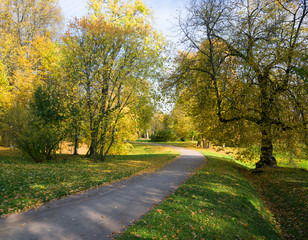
(58, 0), (186, 43)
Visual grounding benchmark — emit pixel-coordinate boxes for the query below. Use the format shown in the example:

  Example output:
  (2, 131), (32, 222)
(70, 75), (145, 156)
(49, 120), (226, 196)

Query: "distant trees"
(149, 108), (196, 142)
(170, 0), (308, 167)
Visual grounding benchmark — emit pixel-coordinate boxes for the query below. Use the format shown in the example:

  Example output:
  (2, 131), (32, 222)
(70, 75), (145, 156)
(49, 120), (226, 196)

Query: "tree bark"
(202, 139), (208, 149)
(256, 126), (277, 168)
(256, 74), (277, 168)
(73, 127), (79, 155)
(88, 130), (98, 160)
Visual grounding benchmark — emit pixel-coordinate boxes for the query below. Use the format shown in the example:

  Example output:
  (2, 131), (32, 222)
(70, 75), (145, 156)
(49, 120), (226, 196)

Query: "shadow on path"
(0, 144), (205, 240)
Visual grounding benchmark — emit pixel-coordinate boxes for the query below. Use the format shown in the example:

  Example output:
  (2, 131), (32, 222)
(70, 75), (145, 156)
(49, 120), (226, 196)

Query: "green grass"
(243, 168), (308, 239)
(0, 143), (179, 216)
(119, 142), (307, 240)
(146, 140), (308, 170)
(118, 154), (283, 240)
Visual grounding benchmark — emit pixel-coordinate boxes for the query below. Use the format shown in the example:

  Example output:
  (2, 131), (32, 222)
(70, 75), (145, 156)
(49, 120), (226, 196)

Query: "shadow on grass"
(119, 157), (282, 240)
(245, 167), (308, 239)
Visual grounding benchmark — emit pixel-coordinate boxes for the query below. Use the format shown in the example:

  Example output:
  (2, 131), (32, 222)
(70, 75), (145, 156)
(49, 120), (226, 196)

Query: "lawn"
(0, 143), (180, 216)
(243, 168), (308, 239)
(118, 154), (283, 239)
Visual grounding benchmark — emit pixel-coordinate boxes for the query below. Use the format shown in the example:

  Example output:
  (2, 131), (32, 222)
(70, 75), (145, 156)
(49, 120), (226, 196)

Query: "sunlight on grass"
(119, 156), (282, 240)
(0, 143), (179, 216)
(150, 140), (307, 170)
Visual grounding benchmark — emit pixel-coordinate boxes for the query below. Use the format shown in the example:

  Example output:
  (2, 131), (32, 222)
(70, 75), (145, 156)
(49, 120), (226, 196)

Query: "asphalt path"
(0, 144), (205, 240)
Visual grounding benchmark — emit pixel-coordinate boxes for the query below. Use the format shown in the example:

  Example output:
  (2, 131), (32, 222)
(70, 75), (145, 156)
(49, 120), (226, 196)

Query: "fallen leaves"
(0, 144), (179, 216)
(156, 209), (163, 214)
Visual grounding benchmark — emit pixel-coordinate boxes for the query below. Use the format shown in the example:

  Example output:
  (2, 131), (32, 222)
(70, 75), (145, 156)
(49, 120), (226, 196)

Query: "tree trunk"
(88, 131), (98, 160)
(73, 127), (79, 155)
(99, 133), (106, 162)
(256, 127), (277, 168)
(203, 139), (208, 149)
(197, 140), (201, 147)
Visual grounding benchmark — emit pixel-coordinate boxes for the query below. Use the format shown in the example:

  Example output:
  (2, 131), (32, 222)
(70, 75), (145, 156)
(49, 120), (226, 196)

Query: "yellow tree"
(0, 0), (63, 101)
(174, 0), (307, 168)
(0, 0), (62, 46)
(0, 0), (63, 145)
(62, 0), (165, 161)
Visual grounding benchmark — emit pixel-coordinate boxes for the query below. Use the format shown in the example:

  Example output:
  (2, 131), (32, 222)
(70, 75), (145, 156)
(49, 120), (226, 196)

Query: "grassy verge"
(142, 140), (307, 169)
(0, 143), (179, 216)
(243, 168), (308, 240)
(199, 148), (308, 239)
(118, 154), (282, 240)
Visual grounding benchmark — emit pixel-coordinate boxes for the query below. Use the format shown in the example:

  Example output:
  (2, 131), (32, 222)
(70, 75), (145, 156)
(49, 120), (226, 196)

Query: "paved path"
(0, 144), (205, 240)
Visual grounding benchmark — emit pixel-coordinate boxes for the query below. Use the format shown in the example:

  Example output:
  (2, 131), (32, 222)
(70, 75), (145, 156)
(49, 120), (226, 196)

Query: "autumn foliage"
(0, 0), (165, 162)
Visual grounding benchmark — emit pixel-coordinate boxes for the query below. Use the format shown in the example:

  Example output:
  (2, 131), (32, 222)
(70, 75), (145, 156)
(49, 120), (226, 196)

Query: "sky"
(58, 0), (187, 44)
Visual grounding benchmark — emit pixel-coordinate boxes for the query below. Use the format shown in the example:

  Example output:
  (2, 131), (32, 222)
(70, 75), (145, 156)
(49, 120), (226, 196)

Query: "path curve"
(0, 144), (205, 240)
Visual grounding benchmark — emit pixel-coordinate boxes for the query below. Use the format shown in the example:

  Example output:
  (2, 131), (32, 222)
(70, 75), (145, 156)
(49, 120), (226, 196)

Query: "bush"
(6, 86), (67, 162)
(151, 128), (178, 142)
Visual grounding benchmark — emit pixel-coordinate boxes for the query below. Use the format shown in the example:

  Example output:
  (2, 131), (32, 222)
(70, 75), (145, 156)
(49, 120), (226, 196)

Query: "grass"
(118, 154), (282, 240)
(119, 143), (307, 240)
(243, 168), (308, 240)
(0, 143), (180, 216)
(141, 140), (308, 170)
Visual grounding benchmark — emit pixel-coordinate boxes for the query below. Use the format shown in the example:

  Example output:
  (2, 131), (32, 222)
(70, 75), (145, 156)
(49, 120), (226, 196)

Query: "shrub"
(151, 128), (178, 142)
(6, 86), (67, 162)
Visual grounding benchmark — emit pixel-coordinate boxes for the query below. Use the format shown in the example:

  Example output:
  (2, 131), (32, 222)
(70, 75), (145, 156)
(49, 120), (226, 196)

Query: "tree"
(0, 0), (63, 144)
(134, 88), (155, 139)
(173, 0), (308, 167)
(0, 0), (63, 46)
(169, 103), (196, 141)
(62, 0), (165, 161)
(0, 0), (63, 87)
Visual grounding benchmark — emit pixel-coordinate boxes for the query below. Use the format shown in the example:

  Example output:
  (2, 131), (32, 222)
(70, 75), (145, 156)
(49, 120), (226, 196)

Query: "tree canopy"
(0, 0), (166, 162)
(167, 0), (308, 167)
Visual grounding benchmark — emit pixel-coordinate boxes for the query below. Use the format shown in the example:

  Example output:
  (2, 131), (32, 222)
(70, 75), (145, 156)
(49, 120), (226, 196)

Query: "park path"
(0, 144), (205, 240)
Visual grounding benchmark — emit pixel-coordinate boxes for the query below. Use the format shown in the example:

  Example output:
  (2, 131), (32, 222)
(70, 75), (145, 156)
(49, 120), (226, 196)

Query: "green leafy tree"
(169, 103), (196, 141)
(62, 0), (166, 161)
(172, 0), (307, 168)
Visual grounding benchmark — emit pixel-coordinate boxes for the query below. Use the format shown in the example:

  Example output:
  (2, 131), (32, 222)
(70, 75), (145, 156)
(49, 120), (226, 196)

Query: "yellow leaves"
(0, 0), (63, 46)
(134, 0), (148, 14)
(156, 209), (163, 214)
(89, 0), (103, 14)
(0, 59), (8, 86)
(88, 0), (153, 33)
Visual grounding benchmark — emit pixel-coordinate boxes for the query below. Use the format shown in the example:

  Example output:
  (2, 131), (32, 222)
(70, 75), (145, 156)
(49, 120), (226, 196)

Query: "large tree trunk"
(256, 127), (277, 168)
(256, 74), (277, 168)
(203, 139), (210, 148)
